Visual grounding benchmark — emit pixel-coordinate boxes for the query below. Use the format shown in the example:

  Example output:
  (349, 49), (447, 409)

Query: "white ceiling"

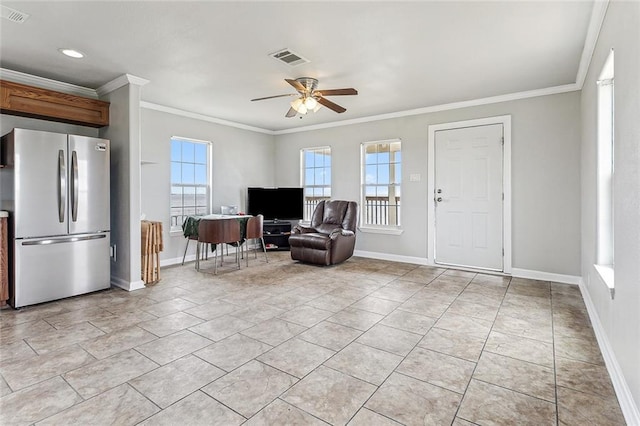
(0, 1), (595, 132)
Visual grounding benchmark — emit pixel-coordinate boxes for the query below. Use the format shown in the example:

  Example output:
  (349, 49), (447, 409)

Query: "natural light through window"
(170, 137), (211, 232)
(301, 147), (332, 221)
(361, 139), (402, 229)
(596, 49), (614, 290)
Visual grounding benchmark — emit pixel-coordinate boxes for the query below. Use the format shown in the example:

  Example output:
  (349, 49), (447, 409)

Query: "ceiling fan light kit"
(251, 77), (358, 118)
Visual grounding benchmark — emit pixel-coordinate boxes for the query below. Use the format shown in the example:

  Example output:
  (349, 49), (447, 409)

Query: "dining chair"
(196, 218), (241, 274)
(244, 214), (268, 266)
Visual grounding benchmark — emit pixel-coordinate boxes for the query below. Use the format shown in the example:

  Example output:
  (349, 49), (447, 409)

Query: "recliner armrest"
(292, 225), (318, 234)
(329, 229), (355, 239)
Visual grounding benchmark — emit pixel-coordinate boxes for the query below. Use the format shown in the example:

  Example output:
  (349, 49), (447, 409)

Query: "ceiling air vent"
(1, 5), (30, 23)
(269, 49), (310, 67)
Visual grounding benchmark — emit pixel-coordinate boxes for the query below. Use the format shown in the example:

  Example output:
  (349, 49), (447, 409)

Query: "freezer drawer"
(13, 232), (110, 308)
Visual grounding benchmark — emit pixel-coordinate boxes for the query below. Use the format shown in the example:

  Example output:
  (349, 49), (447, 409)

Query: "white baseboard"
(510, 268), (581, 285)
(111, 276), (146, 291)
(579, 279), (640, 425)
(353, 250), (430, 266)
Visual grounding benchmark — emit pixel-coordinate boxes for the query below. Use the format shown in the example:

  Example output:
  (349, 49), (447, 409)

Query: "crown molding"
(273, 83), (580, 135)
(140, 101), (275, 135)
(96, 73), (149, 96)
(0, 67), (98, 98)
(575, 0), (610, 88)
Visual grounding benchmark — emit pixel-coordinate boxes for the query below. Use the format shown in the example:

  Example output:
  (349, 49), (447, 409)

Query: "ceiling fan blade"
(285, 78), (307, 93)
(251, 93), (296, 101)
(315, 88), (358, 96)
(285, 107), (297, 118)
(317, 96), (346, 113)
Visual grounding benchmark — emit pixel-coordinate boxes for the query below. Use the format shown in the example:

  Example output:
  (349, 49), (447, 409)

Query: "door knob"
(437, 189), (442, 194)
(436, 197), (443, 202)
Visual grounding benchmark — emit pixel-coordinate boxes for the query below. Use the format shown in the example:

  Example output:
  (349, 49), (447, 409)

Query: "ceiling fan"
(251, 77), (358, 118)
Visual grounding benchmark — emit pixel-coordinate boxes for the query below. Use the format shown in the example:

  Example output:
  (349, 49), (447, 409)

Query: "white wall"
(274, 92), (582, 276)
(580, 0), (640, 418)
(140, 108), (275, 263)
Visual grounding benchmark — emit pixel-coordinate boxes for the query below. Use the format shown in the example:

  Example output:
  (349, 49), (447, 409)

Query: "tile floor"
(0, 252), (627, 425)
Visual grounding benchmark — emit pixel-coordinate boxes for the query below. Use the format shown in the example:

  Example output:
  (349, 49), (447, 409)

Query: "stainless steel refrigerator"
(1, 128), (111, 308)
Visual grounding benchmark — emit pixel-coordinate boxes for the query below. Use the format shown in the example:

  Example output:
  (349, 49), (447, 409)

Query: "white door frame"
(427, 115), (512, 274)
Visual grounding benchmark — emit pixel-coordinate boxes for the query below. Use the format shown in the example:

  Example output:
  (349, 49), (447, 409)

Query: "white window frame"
(595, 49), (615, 292)
(360, 139), (402, 234)
(170, 136), (212, 233)
(300, 146), (332, 221)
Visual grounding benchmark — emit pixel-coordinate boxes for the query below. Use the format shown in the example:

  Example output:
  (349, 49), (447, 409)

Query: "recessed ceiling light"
(58, 48), (85, 59)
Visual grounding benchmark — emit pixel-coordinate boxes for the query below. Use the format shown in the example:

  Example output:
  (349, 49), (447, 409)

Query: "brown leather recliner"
(289, 200), (358, 265)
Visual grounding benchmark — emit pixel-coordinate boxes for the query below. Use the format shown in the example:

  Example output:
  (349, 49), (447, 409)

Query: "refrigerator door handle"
(21, 234), (107, 246)
(71, 150), (78, 222)
(58, 149), (66, 223)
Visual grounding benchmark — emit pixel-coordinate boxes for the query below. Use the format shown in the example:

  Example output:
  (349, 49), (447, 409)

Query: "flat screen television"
(247, 187), (304, 221)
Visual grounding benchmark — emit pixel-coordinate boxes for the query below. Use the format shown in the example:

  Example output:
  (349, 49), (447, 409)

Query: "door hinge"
(502, 248), (504, 256)
(501, 136), (504, 145)
(502, 193), (504, 201)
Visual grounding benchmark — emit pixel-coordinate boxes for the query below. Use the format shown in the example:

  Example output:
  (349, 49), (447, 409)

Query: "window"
(361, 139), (402, 228)
(170, 137), (211, 231)
(596, 49), (614, 287)
(301, 147), (331, 221)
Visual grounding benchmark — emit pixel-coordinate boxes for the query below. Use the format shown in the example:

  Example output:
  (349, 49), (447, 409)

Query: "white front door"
(434, 124), (503, 270)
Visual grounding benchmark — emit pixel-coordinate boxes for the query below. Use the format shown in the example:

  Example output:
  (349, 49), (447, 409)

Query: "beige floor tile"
(44, 306), (115, 329)
(434, 312), (493, 339)
(184, 299), (242, 320)
(457, 379), (556, 425)
(326, 307), (384, 331)
(324, 342), (403, 386)
(63, 349), (158, 398)
(400, 268), (444, 285)
(306, 294), (356, 312)
(277, 305), (334, 327)
(203, 360), (297, 418)
(26, 321), (105, 354)
(397, 346), (475, 393)
(452, 417), (477, 426)
(80, 325), (157, 359)
(297, 321), (362, 351)
(398, 297), (451, 318)
(130, 355), (224, 408)
(485, 330), (554, 367)
(455, 289), (504, 308)
(0, 339), (37, 366)
(369, 283), (419, 303)
(557, 386), (626, 426)
(229, 304), (286, 323)
(418, 327), (487, 362)
(493, 311), (553, 343)
(188, 314), (255, 342)
(555, 356), (617, 399)
(356, 324), (422, 356)
(0, 376), (82, 425)
(365, 372), (462, 426)
(348, 408), (402, 425)
(135, 330), (212, 365)
(282, 365), (376, 425)
(245, 398), (329, 425)
(350, 296), (401, 315)
(195, 333), (272, 372)
(554, 334), (604, 365)
(0, 344), (95, 390)
(446, 299), (500, 321)
(264, 293), (315, 310)
(380, 309), (437, 335)
(37, 383), (159, 425)
(142, 297), (198, 317)
(0, 320), (55, 345)
(89, 310), (157, 333)
(241, 318), (307, 346)
(0, 376), (11, 397)
(139, 390), (245, 426)
(0, 304), (69, 328)
(139, 311), (204, 337)
(258, 338), (335, 378)
(473, 352), (556, 402)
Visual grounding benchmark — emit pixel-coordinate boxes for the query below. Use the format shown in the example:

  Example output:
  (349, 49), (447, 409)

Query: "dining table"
(182, 214), (252, 257)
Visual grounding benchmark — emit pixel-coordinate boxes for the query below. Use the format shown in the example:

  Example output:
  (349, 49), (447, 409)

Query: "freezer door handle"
(71, 150), (78, 222)
(58, 149), (66, 223)
(21, 234), (107, 246)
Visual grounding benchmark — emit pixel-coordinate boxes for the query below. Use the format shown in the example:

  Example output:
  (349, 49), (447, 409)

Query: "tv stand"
(262, 220), (292, 251)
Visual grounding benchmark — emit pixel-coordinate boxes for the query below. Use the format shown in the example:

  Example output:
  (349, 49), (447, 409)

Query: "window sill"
(358, 226), (403, 236)
(594, 264), (615, 299)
